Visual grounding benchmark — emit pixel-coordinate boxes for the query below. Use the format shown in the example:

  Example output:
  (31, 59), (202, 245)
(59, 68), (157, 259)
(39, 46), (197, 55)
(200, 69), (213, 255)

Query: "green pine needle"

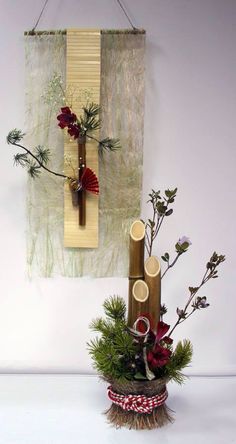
(28, 163), (41, 178)
(165, 339), (193, 384)
(35, 146), (50, 165)
(13, 153), (29, 167)
(99, 137), (121, 154)
(83, 103), (100, 118)
(103, 296), (126, 321)
(7, 129), (25, 145)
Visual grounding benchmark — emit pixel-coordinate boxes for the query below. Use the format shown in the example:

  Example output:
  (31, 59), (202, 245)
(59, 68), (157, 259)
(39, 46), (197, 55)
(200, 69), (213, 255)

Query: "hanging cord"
(29, 0), (138, 35)
(116, 0), (137, 30)
(31, 0), (49, 34)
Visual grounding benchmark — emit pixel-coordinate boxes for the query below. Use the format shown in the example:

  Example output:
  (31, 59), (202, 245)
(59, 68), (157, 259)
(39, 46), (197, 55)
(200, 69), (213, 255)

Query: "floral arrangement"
(56, 104), (120, 152)
(7, 102), (120, 227)
(6, 103), (119, 194)
(88, 188), (225, 429)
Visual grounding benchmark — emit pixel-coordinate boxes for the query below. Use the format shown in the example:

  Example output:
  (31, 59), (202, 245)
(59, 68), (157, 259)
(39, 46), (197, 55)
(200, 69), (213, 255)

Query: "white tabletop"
(0, 375), (235, 444)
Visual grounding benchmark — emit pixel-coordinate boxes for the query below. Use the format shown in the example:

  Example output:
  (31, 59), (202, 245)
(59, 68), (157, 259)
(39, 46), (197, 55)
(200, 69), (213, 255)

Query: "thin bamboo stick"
(24, 29), (145, 36)
(78, 138), (86, 226)
(128, 220), (145, 326)
(144, 256), (161, 330)
(131, 280), (149, 326)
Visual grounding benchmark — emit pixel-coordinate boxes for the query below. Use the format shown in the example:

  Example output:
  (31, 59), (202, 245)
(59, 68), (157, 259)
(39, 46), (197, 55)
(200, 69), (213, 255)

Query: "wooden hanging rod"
(24, 29), (146, 36)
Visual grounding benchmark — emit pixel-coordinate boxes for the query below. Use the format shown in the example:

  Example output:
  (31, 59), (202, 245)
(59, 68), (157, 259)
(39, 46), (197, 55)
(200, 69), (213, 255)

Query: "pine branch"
(103, 295), (126, 321)
(13, 153), (29, 167)
(88, 337), (134, 380)
(79, 104), (101, 135)
(98, 137), (121, 154)
(88, 296), (137, 380)
(165, 339), (193, 384)
(7, 129), (25, 145)
(35, 145), (50, 165)
(83, 102), (100, 118)
(7, 129), (73, 181)
(28, 163), (41, 178)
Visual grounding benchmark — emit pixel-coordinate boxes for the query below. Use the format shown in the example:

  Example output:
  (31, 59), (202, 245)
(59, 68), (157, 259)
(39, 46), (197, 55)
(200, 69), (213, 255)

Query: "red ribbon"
(107, 385), (168, 414)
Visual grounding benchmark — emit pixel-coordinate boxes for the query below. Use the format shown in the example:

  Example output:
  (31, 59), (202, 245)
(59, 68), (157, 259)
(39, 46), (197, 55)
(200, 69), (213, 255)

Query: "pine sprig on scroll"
(57, 103), (120, 154)
(6, 102), (120, 184)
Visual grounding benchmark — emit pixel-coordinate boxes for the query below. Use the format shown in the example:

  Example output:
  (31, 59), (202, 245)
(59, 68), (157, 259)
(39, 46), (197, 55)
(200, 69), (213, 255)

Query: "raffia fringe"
(103, 376), (174, 430)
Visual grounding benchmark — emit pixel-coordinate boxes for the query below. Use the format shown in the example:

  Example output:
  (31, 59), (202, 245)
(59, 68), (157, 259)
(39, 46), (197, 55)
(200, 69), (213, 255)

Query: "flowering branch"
(145, 188), (177, 257)
(161, 236), (192, 279)
(168, 252), (225, 337)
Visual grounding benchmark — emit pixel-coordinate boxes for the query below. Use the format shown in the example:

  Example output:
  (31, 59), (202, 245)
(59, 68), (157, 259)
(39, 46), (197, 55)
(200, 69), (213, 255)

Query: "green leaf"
(161, 256), (168, 262)
(165, 209), (173, 216)
(175, 243), (182, 253)
(180, 242), (189, 250)
(165, 189), (172, 198)
(134, 372), (147, 380)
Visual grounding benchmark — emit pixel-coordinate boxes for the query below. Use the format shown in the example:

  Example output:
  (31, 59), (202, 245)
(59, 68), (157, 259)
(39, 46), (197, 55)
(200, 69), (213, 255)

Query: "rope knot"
(107, 385), (168, 414)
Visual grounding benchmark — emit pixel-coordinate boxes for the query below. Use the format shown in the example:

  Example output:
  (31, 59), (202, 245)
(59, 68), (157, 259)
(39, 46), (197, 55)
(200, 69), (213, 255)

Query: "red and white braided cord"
(107, 385), (168, 414)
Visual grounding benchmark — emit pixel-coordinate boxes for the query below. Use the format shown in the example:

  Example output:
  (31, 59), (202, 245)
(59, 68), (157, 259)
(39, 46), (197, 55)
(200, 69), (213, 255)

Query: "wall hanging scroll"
(22, 29), (145, 277)
(64, 29), (101, 248)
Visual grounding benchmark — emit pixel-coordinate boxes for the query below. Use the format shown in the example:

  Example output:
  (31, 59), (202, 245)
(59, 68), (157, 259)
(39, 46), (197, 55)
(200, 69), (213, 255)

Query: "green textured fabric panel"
(25, 31), (145, 277)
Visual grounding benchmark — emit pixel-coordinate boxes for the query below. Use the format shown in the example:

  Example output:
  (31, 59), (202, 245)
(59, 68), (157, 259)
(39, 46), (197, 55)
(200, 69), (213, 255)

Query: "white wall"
(0, 0), (235, 375)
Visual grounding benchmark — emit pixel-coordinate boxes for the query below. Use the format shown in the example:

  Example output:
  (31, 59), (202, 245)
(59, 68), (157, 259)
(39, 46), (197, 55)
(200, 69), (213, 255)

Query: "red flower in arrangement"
(147, 321), (173, 369)
(147, 344), (172, 368)
(67, 123), (81, 139)
(155, 321), (171, 343)
(57, 107), (77, 129)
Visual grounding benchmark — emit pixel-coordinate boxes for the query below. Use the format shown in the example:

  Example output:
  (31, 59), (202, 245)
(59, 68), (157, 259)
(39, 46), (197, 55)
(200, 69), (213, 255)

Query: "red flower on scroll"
(67, 123), (80, 139)
(57, 107), (77, 128)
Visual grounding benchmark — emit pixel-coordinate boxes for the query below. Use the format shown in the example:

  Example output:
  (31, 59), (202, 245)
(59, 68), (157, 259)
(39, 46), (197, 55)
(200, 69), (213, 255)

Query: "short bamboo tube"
(131, 280), (149, 326)
(144, 256), (161, 330)
(128, 220), (145, 327)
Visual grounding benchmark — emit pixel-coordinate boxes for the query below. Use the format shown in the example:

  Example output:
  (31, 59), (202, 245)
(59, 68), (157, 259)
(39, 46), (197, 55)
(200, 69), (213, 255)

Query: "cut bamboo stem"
(144, 256), (161, 330)
(131, 280), (149, 326)
(78, 137), (86, 226)
(128, 220), (145, 326)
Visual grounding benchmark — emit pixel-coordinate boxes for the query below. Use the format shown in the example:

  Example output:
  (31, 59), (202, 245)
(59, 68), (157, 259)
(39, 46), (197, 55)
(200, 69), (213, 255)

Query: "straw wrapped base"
(105, 402), (173, 430)
(104, 377), (174, 430)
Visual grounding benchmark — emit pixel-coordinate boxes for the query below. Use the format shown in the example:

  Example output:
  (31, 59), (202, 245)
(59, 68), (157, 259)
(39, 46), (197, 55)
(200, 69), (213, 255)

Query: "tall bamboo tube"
(128, 220), (145, 326)
(78, 137), (86, 226)
(144, 256), (161, 330)
(131, 280), (149, 326)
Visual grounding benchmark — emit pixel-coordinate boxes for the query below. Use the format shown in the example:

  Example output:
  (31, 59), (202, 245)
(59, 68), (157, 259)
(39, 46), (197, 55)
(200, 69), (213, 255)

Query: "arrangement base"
(105, 402), (174, 430)
(104, 377), (174, 430)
